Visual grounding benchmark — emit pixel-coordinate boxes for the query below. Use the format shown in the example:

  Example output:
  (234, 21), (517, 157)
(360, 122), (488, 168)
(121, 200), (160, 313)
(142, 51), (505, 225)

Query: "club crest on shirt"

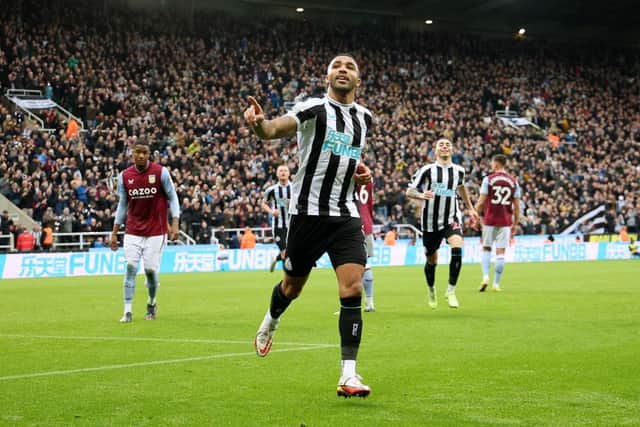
(148, 175), (156, 184)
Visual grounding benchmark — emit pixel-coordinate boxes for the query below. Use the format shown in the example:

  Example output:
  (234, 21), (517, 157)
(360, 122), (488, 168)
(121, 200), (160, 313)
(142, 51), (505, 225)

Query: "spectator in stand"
(215, 226), (229, 248)
(384, 229), (397, 246)
(91, 237), (107, 248)
(196, 220), (213, 244)
(41, 222), (54, 251)
(229, 232), (240, 249)
(619, 225), (630, 242)
(16, 227), (36, 251)
(240, 227), (257, 249)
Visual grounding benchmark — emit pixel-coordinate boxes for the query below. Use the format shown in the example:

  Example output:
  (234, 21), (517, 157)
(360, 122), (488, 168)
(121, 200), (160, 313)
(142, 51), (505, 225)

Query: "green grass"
(0, 261), (639, 426)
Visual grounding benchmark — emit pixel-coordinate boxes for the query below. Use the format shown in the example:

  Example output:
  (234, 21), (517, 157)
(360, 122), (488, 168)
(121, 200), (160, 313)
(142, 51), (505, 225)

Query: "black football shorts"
(284, 215), (366, 277)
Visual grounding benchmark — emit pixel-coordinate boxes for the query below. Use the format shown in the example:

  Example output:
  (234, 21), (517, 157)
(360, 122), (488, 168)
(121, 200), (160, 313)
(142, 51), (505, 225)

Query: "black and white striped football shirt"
(263, 182), (292, 229)
(286, 95), (372, 217)
(409, 162), (466, 232)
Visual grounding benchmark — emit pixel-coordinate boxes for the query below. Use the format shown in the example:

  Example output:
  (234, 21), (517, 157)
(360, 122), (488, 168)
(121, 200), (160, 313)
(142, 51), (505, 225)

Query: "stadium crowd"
(1, 3), (639, 250)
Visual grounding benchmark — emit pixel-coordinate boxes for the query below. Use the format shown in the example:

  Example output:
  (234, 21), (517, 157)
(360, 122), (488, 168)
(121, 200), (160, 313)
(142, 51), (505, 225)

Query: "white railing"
(395, 223), (422, 239)
(53, 231), (121, 251)
(372, 223), (421, 239)
(179, 231), (196, 245)
(54, 101), (85, 132)
(5, 88), (85, 132)
(6, 89), (43, 96)
(2, 225), (420, 252)
(5, 94), (47, 130)
(220, 224), (422, 243)
(219, 227), (273, 242)
(52, 230), (195, 251)
(495, 109), (519, 119)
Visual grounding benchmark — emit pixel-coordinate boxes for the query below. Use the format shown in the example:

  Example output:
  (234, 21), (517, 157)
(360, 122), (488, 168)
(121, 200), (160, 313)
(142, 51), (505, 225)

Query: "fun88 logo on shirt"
(432, 182), (456, 197)
(322, 130), (361, 159)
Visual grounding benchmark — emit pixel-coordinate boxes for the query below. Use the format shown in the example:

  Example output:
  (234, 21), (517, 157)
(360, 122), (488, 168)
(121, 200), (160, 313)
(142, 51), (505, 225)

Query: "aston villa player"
(111, 143), (180, 322)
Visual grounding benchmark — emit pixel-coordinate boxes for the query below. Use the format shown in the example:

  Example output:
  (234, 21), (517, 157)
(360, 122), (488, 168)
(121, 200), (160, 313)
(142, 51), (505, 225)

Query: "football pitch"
(1, 261), (638, 426)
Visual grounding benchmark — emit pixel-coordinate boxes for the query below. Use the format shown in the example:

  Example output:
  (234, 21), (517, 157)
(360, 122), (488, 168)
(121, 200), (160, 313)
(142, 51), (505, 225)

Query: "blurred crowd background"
(1, 1), (639, 250)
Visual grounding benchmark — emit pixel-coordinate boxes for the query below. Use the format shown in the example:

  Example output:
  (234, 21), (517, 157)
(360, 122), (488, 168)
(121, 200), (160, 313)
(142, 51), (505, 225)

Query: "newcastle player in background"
(406, 138), (478, 309)
(261, 165), (292, 272)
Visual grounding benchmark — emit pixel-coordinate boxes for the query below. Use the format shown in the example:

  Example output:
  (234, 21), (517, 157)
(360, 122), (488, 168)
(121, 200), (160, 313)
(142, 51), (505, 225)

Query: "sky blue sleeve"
(161, 167), (181, 219)
(514, 182), (522, 199)
(114, 173), (127, 225)
(480, 176), (489, 195)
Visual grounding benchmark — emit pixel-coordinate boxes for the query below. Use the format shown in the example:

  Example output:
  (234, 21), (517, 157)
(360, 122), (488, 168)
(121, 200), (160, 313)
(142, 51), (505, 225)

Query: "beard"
(329, 77), (356, 93)
(135, 160), (148, 171)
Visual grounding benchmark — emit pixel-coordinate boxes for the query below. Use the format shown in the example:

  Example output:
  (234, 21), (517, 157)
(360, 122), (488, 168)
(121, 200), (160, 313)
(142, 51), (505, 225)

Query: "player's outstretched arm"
(243, 96), (297, 140)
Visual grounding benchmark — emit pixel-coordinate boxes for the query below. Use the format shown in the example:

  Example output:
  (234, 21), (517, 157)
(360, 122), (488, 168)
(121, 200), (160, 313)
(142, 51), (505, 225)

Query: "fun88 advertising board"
(0, 236), (634, 279)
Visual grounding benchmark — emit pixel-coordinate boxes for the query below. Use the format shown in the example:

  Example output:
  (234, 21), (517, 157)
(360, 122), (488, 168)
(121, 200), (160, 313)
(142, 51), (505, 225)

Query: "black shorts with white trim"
(284, 215), (366, 277)
(422, 222), (463, 256)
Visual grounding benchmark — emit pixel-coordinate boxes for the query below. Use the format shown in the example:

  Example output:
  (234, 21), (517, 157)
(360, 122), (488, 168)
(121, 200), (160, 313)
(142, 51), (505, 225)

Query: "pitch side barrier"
(0, 235), (633, 279)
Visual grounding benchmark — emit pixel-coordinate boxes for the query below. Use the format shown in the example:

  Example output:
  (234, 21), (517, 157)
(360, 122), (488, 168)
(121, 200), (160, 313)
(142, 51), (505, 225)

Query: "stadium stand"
(0, 3), (638, 250)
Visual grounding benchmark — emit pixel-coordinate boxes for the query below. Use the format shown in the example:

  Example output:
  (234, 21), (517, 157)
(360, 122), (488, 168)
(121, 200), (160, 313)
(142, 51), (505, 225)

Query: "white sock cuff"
(341, 359), (357, 378)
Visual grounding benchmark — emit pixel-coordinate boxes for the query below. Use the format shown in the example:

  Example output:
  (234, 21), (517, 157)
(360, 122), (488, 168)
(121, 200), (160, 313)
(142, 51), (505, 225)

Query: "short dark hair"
(328, 53), (359, 75)
(133, 142), (151, 151)
(492, 154), (507, 166)
(333, 52), (357, 62)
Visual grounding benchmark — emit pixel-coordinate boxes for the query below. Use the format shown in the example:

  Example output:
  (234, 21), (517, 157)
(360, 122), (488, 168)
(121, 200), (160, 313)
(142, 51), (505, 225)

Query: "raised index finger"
(248, 96), (263, 114)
